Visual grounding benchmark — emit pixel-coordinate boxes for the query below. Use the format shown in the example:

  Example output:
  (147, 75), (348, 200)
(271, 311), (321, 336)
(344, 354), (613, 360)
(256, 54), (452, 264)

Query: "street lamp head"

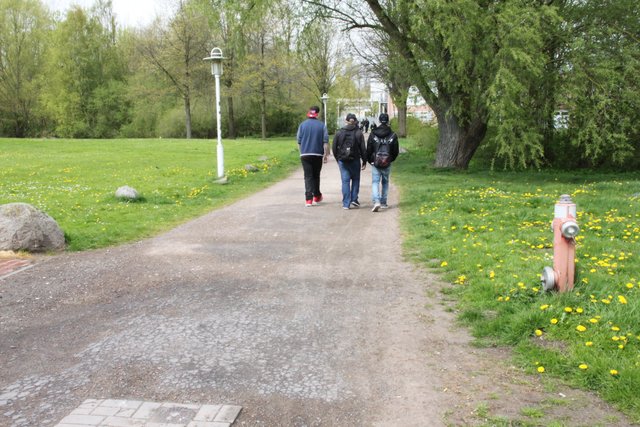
(204, 47), (225, 76)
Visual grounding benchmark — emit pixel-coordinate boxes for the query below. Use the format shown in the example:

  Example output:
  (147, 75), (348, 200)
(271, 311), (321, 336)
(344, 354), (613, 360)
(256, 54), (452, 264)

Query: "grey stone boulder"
(115, 185), (139, 200)
(0, 203), (65, 252)
(244, 164), (260, 172)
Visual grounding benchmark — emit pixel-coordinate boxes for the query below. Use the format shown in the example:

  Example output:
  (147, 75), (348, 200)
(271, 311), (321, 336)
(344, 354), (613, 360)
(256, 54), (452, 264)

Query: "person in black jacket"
(332, 113), (367, 210)
(366, 113), (399, 212)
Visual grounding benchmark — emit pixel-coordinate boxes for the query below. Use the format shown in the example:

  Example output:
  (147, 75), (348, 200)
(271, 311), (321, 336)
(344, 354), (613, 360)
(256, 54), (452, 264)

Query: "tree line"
(1, 0), (638, 170)
(0, 0), (361, 141)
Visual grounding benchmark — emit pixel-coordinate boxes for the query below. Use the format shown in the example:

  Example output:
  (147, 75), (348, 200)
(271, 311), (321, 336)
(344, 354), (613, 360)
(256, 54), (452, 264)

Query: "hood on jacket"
(372, 124), (392, 138)
(342, 123), (359, 131)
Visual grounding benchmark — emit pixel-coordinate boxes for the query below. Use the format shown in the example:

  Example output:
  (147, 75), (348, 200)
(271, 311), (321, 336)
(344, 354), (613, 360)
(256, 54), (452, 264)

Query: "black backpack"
(373, 133), (395, 168)
(336, 129), (357, 161)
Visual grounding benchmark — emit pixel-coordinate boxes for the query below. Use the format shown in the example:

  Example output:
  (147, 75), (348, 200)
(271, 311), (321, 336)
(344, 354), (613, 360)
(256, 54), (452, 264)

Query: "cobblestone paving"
(54, 399), (241, 427)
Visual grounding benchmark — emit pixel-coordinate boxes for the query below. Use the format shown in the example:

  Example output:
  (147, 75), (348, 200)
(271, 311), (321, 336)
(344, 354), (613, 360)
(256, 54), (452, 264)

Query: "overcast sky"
(44, 0), (171, 28)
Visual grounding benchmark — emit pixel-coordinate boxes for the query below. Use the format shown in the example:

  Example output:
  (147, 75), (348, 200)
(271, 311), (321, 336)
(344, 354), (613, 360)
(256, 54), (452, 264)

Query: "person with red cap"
(297, 106), (329, 207)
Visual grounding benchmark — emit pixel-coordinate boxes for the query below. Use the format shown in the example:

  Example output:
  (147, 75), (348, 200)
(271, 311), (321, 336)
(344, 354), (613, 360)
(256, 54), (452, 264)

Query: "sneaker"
(350, 201), (360, 208)
(342, 206), (350, 210)
(372, 203), (381, 212)
(380, 204), (389, 209)
(313, 195), (323, 205)
(305, 200), (313, 207)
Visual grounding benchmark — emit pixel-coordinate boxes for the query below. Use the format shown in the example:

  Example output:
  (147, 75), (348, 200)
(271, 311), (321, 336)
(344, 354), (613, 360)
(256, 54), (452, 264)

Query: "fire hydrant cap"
(561, 220), (580, 238)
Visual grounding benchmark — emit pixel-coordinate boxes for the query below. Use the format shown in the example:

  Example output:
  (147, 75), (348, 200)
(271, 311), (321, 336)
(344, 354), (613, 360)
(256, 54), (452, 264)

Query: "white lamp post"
(204, 47), (226, 182)
(321, 93), (329, 127)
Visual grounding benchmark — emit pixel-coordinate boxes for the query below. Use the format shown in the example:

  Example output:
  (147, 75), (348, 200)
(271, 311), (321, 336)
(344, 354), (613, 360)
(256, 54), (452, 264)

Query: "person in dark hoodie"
(366, 113), (399, 212)
(332, 113), (367, 210)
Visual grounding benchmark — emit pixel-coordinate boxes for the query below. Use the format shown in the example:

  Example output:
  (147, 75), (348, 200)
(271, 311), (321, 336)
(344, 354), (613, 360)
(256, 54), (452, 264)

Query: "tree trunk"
(184, 94), (192, 139)
(260, 78), (267, 140)
(396, 104), (407, 138)
(226, 94), (236, 139)
(434, 112), (487, 169)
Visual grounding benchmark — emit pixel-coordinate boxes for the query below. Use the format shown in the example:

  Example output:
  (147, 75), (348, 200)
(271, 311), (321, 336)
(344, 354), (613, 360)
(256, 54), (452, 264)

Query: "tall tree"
(560, 0), (640, 167)
(354, 30), (412, 137)
(42, 2), (128, 138)
(297, 19), (343, 104)
(0, 0), (50, 137)
(138, 0), (210, 139)
(309, 0), (561, 169)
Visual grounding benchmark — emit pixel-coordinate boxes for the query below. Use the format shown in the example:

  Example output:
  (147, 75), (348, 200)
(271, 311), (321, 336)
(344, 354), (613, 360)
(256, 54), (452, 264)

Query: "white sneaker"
(380, 204), (389, 209)
(372, 203), (381, 212)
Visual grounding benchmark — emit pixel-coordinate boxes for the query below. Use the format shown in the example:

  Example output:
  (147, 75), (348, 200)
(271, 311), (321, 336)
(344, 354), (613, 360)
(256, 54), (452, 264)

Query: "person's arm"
(391, 133), (400, 162)
(323, 142), (329, 163)
(365, 133), (374, 164)
(359, 131), (367, 170)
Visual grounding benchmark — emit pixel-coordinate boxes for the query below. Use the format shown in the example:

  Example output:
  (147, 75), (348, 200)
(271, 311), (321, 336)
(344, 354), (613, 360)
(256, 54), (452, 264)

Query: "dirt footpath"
(0, 160), (633, 426)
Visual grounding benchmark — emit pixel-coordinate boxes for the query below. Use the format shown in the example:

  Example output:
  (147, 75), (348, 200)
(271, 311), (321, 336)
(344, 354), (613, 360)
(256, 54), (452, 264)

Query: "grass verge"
(394, 130), (640, 422)
(0, 138), (300, 251)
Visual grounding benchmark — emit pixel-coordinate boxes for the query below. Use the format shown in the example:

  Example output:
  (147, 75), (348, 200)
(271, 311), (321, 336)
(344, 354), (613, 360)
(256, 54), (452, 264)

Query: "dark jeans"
(301, 155), (323, 201)
(337, 159), (361, 208)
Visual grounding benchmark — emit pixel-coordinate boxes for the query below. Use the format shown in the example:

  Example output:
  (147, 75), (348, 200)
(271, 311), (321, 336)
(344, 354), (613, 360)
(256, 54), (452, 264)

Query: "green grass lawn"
(395, 130), (640, 421)
(0, 137), (300, 251)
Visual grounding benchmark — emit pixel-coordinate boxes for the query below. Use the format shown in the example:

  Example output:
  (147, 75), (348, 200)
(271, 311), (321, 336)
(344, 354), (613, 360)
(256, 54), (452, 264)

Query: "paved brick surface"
(54, 399), (241, 427)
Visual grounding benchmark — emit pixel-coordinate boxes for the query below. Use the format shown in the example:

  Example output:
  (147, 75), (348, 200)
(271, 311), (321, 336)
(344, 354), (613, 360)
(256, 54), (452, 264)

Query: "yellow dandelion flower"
(619, 344), (625, 349)
(612, 326), (621, 331)
(440, 261), (448, 267)
(589, 318), (598, 324)
(612, 336), (620, 341)
(489, 270), (495, 279)
(537, 366), (545, 373)
(576, 325), (587, 332)
(576, 307), (584, 313)
(618, 295), (628, 304)
(540, 304), (550, 311)
(564, 307), (573, 313)
(579, 364), (588, 370)
(610, 369), (619, 376)
(626, 283), (634, 289)
(551, 318), (559, 325)
(585, 341), (593, 346)
(535, 329), (543, 337)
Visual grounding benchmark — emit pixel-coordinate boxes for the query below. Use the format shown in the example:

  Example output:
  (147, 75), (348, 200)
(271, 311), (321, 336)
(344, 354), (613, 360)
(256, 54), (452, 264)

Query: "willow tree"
(310, 0), (560, 169)
(560, 0), (640, 167)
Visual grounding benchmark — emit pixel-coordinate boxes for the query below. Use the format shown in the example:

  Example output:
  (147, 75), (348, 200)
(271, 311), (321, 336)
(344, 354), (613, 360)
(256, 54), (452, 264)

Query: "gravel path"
(0, 161), (632, 426)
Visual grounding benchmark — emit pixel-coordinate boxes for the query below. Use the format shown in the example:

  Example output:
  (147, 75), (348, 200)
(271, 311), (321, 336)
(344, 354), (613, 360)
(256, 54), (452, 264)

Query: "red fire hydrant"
(541, 195), (580, 292)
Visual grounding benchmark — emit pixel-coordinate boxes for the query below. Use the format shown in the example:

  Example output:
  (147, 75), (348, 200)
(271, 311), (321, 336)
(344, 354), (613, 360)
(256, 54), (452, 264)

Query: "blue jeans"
(371, 165), (391, 205)
(338, 159), (361, 208)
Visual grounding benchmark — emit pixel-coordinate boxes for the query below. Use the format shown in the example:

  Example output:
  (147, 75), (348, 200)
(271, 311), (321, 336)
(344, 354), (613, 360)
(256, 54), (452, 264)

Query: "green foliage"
(0, 137), (300, 251)
(41, 5), (128, 138)
(0, 0), (50, 137)
(560, 0), (640, 168)
(396, 134), (640, 421)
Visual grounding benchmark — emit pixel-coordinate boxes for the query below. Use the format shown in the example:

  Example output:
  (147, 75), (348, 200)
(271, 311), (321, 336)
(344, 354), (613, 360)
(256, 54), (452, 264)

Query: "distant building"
(372, 81), (437, 125)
